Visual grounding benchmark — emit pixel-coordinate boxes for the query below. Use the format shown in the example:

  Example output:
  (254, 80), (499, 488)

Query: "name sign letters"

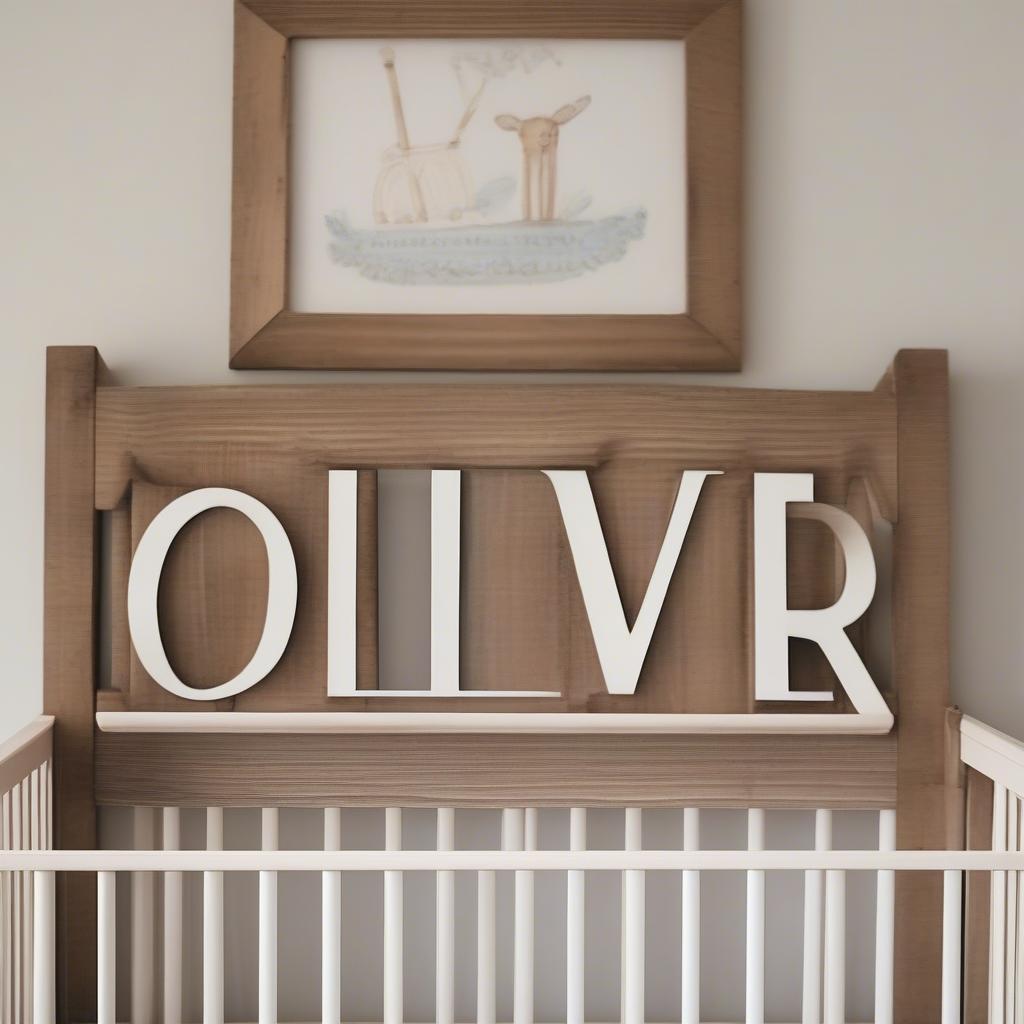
(126, 467), (886, 725)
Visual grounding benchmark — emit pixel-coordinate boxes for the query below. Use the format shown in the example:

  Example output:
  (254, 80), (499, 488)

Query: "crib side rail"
(0, 716), (54, 1024)
(0, 844), (1003, 1024)
(960, 714), (1024, 1024)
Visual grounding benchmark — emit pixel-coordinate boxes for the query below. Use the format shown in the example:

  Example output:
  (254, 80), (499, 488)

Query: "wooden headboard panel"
(42, 347), (951, 816)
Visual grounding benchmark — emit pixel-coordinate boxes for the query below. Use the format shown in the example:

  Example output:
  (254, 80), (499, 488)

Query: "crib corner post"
(888, 349), (951, 1024)
(43, 346), (101, 1023)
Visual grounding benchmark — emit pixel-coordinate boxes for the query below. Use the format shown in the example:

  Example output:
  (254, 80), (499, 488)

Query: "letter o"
(127, 488), (298, 701)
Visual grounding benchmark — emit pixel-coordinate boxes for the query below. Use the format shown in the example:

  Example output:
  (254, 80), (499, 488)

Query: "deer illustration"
(495, 96), (591, 222)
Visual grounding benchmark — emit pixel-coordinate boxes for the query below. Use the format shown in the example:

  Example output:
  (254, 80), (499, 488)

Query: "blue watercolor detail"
(324, 209), (647, 286)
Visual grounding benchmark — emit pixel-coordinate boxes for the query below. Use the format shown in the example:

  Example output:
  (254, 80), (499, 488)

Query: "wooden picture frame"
(230, 0), (742, 370)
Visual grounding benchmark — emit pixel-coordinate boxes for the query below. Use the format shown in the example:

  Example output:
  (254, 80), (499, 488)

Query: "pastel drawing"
(325, 45), (646, 286)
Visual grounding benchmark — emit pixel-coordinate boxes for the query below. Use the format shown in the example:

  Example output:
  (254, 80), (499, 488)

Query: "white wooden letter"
(327, 470), (359, 696)
(753, 473), (886, 715)
(430, 470), (461, 695)
(543, 470), (721, 694)
(127, 487), (297, 701)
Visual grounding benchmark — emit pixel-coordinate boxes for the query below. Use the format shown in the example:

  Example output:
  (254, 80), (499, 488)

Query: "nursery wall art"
(229, 0), (741, 370)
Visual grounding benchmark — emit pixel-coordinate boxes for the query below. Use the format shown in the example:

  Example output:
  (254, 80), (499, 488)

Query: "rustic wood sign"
(43, 346), (949, 815)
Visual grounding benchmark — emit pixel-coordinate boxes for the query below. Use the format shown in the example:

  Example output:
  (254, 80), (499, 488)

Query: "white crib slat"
(13, 783), (22, 1024)
(384, 807), (403, 1024)
(204, 807), (225, 1024)
(874, 808), (896, 1024)
(163, 808), (183, 1024)
(504, 808), (533, 1024)
(98, 870), (116, 1024)
(1009, 797), (1021, 1024)
(681, 808), (700, 1024)
(515, 807), (535, 1024)
(436, 807), (455, 1024)
(802, 809), (831, 1024)
(746, 809), (765, 1024)
(993, 784), (1009, 1024)
(941, 869), (962, 1024)
(29, 771), (39, 1024)
(477, 831), (496, 1024)
(260, 808), (279, 1024)
(323, 808), (342, 1024)
(21, 780), (31, 1024)
(567, 808), (586, 1024)
(1017, 838), (1024, 1024)
(1, 791), (8, 1024)
(132, 806), (156, 1024)
(623, 808), (644, 1024)
(824, 870), (845, 1024)
(31, 871), (54, 1024)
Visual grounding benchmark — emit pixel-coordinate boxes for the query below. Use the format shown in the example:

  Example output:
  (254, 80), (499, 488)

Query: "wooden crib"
(1, 346), (1014, 1024)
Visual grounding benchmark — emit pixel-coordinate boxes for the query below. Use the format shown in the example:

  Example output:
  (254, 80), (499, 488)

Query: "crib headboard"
(42, 346), (952, 1017)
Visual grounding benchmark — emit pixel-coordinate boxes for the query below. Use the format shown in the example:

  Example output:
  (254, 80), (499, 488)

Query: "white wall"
(1, 0), (1023, 1016)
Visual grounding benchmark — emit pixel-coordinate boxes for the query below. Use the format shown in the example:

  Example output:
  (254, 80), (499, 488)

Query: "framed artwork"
(230, 1), (741, 370)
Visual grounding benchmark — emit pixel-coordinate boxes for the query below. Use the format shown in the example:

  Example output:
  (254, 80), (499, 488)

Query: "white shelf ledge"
(95, 710), (894, 735)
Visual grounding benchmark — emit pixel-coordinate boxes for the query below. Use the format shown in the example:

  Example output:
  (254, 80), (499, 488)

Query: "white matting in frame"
(289, 38), (687, 316)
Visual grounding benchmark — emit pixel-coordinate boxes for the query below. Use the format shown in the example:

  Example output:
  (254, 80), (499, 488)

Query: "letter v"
(542, 470), (722, 694)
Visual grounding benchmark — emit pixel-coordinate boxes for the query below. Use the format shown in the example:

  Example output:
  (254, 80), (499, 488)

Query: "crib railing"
(961, 714), (1024, 1024)
(6, 712), (1024, 1024)
(0, 845), (998, 1024)
(0, 716), (53, 1024)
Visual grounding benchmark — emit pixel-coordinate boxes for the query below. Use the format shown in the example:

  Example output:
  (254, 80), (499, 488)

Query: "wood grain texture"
(229, 0), (742, 370)
(243, 0), (729, 38)
(685, 0), (741, 359)
(230, 1), (288, 359)
(95, 730), (897, 809)
(93, 379), (898, 721)
(43, 347), (99, 1023)
(964, 766), (993, 1024)
(889, 350), (951, 1024)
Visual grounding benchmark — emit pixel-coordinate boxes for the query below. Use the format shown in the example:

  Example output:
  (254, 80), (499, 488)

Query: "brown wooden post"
(889, 349), (951, 1024)
(44, 346), (100, 1023)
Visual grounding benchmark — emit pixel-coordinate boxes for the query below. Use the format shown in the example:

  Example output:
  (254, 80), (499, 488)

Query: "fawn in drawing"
(495, 96), (591, 222)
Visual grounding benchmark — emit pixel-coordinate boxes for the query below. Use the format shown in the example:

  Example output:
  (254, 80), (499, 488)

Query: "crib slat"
(824, 869), (845, 1024)
(802, 809), (831, 1024)
(260, 808), (279, 1024)
(31, 871), (54, 1024)
(98, 870), (116, 1024)
(504, 808), (533, 1024)
(132, 806), (156, 1024)
(13, 783), (22, 1024)
(1, 791), (8, 1024)
(1016, 838), (1024, 1024)
(204, 807), (225, 1024)
(323, 807), (342, 1024)
(746, 809), (765, 1024)
(1008, 797), (1020, 1024)
(623, 808), (644, 1024)
(875, 808), (896, 1024)
(163, 807), (183, 1024)
(567, 808), (586, 1024)
(476, 846), (496, 1024)
(436, 807), (455, 1024)
(681, 808), (700, 1024)
(22, 781), (31, 1024)
(25, 775), (35, 1024)
(942, 869), (963, 1024)
(384, 807), (403, 1024)
(993, 785), (1009, 1024)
